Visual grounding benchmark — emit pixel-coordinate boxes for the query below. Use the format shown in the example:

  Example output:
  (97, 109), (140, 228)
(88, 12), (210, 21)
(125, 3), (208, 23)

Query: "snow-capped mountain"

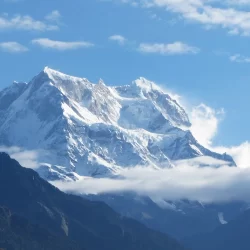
(0, 67), (234, 180)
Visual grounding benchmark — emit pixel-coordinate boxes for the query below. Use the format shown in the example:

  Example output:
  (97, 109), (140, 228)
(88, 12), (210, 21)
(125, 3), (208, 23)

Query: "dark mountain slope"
(87, 193), (244, 239)
(0, 206), (82, 250)
(184, 208), (250, 250)
(0, 152), (186, 250)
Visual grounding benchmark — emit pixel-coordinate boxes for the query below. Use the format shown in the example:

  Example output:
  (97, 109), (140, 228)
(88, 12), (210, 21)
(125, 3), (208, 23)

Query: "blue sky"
(1, 0), (250, 148)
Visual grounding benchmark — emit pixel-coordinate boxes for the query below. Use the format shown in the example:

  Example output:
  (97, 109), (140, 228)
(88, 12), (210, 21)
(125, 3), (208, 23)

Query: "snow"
(0, 67), (235, 180)
(218, 212), (228, 225)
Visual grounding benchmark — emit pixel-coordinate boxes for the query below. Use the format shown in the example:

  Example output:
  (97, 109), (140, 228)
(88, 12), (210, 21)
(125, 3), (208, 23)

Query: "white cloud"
(0, 41), (28, 53)
(188, 103), (250, 169)
(214, 143), (250, 169)
(0, 13), (59, 31)
(0, 146), (39, 169)
(115, 0), (250, 36)
(119, 0), (139, 7)
(45, 10), (61, 23)
(52, 161), (250, 203)
(190, 104), (224, 147)
(138, 42), (200, 55)
(175, 156), (230, 168)
(109, 34), (127, 45)
(230, 54), (250, 63)
(31, 38), (94, 50)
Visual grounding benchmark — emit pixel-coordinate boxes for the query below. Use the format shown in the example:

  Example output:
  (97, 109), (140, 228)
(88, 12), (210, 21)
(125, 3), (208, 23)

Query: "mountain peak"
(40, 67), (91, 84)
(43, 66), (52, 72)
(0, 69), (235, 180)
(133, 77), (162, 93)
(98, 78), (105, 85)
(43, 66), (63, 74)
(42, 66), (59, 77)
(42, 66), (68, 80)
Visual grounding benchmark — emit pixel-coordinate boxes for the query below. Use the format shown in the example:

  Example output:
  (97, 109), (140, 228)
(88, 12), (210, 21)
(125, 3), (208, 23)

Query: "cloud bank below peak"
(52, 161), (250, 204)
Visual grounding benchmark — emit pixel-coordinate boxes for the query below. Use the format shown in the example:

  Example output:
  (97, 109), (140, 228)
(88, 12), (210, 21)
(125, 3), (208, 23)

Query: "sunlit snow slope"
(0, 67), (234, 180)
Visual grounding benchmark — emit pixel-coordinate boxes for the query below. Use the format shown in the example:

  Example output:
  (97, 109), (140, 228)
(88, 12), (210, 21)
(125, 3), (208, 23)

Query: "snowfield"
(0, 67), (235, 180)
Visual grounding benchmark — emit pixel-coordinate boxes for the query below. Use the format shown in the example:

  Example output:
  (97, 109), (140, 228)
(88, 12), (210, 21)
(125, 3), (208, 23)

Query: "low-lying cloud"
(0, 146), (40, 169)
(52, 157), (250, 204)
(214, 142), (250, 169)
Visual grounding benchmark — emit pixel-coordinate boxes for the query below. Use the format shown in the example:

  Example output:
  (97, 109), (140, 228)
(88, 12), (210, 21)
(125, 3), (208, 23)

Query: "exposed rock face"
(0, 67), (235, 180)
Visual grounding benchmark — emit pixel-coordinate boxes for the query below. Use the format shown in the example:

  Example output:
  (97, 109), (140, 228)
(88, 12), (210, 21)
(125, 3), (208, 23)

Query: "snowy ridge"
(0, 67), (235, 180)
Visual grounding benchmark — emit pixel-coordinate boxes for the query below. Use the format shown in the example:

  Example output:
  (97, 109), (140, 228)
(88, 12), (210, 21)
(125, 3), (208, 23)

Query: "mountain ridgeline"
(0, 67), (234, 181)
(0, 67), (240, 245)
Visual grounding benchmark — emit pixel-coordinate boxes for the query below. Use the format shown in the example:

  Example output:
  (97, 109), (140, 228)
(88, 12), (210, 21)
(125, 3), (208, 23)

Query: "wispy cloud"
(31, 38), (94, 50)
(45, 10), (61, 23)
(109, 34), (127, 45)
(0, 41), (28, 53)
(230, 54), (250, 63)
(138, 42), (200, 55)
(115, 0), (250, 36)
(0, 13), (59, 31)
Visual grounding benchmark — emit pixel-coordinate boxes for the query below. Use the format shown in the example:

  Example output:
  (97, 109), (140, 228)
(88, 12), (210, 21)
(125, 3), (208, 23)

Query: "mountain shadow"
(0, 152), (187, 250)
